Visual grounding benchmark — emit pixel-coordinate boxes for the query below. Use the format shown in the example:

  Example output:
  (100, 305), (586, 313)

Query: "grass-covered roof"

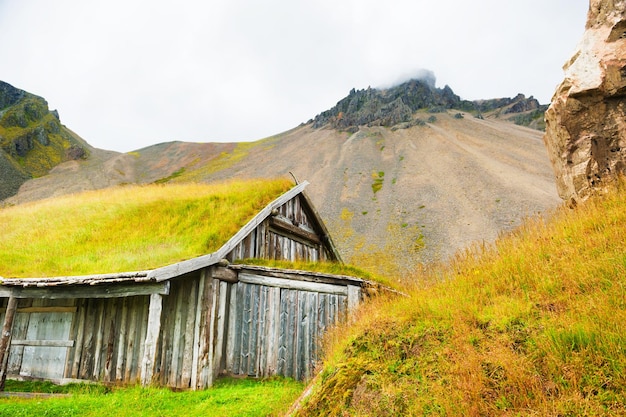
(0, 178), (293, 278)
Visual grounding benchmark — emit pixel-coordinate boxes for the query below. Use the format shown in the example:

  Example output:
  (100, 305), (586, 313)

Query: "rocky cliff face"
(0, 81), (88, 200)
(544, 0), (626, 204)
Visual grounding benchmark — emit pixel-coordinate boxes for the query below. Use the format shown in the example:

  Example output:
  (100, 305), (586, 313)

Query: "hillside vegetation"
(0, 81), (88, 200)
(0, 179), (292, 278)
(294, 182), (626, 416)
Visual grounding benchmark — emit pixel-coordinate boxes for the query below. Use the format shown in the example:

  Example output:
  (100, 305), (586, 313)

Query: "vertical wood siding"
(225, 194), (332, 264)
(154, 275), (202, 388)
(67, 296), (149, 382)
(2, 299), (76, 380)
(222, 278), (347, 380)
(0, 296), (150, 383)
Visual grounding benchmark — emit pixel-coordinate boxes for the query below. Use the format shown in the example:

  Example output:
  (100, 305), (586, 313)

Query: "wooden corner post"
(140, 293), (163, 386)
(0, 296), (18, 391)
(347, 285), (361, 313)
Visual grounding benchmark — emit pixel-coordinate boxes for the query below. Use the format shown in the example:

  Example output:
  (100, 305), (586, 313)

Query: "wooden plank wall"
(0, 268), (360, 388)
(1, 298), (77, 380)
(0, 276), (210, 388)
(154, 274), (206, 388)
(49, 291), (169, 388)
(265, 230), (320, 262)
(275, 192), (313, 230)
(224, 194), (329, 264)
(221, 278), (347, 381)
(0, 296), (151, 384)
(66, 296), (150, 383)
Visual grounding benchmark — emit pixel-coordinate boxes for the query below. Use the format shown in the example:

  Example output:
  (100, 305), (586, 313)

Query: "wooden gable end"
(148, 181), (339, 282)
(223, 190), (340, 264)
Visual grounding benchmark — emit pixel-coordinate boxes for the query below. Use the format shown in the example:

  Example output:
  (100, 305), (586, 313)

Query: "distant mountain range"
(0, 78), (559, 275)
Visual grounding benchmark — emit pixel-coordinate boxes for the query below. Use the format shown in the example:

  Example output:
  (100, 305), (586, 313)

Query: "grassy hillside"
(0, 89), (88, 175)
(0, 178), (293, 278)
(295, 182), (626, 416)
(0, 82), (91, 201)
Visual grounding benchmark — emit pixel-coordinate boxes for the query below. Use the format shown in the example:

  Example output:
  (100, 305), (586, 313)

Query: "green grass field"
(0, 378), (303, 417)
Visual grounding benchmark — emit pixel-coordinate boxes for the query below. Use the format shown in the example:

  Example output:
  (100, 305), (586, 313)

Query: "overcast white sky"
(0, 1), (588, 152)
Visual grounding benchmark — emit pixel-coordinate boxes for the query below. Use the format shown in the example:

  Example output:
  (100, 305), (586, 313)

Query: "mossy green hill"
(0, 81), (88, 200)
(295, 183), (626, 416)
(0, 179), (293, 278)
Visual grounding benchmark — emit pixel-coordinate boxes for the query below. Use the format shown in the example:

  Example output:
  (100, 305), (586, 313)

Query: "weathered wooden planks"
(180, 278), (197, 387)
(114, 299), (128, 382)
(140, 293), (163, 385)
(0, 282), (170, 299)
(239, 273), (349, 295)
(222, 277), (349, 381)
(0, 262), (372, 389)
(0, 183), (371, 389)
(0, 297), (17, 390)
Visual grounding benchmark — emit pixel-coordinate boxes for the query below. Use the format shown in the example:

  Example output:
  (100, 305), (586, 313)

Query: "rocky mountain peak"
(544, 0), (626, 204)
(312, 76), (465, 132)
(313, 74), (547, 133)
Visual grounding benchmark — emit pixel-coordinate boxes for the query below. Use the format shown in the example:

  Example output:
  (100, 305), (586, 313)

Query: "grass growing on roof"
(0, 178), (293, 278)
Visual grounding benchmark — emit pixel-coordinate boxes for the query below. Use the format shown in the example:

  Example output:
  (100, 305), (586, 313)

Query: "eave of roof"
(228, 263), (365, 285)
(0, 271), (152, 287)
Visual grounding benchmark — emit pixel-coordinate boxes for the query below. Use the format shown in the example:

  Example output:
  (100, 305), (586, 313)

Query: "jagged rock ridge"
(313, 75), (547, 132)
(544, 0), (626, 204)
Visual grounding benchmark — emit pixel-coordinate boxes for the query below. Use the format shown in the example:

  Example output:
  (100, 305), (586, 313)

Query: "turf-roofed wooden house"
(0, 179), (380, 389)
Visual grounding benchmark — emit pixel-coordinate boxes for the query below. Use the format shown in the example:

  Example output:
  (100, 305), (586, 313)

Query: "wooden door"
(5, 309), (74, 380)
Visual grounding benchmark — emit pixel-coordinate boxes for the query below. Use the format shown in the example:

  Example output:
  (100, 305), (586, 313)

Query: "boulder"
(544, 0), (626, 204)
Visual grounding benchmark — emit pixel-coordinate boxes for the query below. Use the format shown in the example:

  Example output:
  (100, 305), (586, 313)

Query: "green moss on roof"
(0, 178), (293, 278)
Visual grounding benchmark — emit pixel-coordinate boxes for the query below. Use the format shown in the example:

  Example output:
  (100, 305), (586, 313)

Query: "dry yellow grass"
(296, 182), (626, 416)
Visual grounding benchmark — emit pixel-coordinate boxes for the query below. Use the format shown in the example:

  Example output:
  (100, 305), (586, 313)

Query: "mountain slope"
(174, 114), (559, 275)
(1, 80), (560, 275)
(312, 76), (545, 132)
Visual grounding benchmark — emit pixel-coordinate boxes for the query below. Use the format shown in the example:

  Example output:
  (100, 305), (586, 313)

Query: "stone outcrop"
(544, 0), (626, 204)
